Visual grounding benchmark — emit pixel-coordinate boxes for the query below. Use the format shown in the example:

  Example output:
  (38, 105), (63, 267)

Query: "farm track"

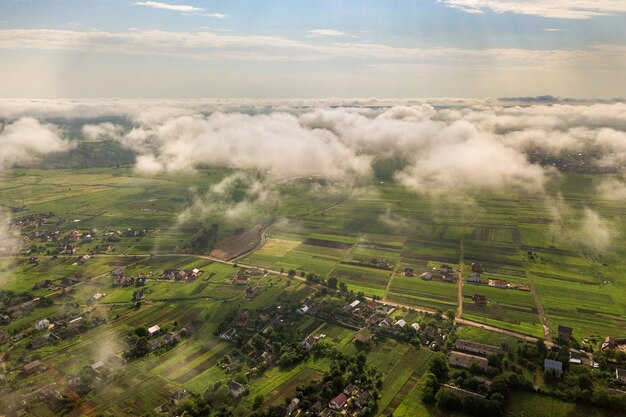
(527, 275), (552, 343)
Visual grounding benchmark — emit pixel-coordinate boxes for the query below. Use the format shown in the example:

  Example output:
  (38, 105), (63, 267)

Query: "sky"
(0, 0), (625, 98)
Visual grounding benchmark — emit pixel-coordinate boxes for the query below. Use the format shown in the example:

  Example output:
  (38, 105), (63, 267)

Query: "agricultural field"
(2, 167), (626, 417)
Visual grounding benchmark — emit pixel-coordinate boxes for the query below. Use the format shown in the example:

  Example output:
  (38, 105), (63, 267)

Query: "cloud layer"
(3, 99), (626, 197)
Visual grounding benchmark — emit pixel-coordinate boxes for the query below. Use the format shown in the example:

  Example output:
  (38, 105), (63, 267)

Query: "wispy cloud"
(135, 1), (226, 18)
(136, 1), (203, 13)
(439, 0), (626, 20)
(0, 29), (624, 69)
(543, 28), (563, 32)
(307, 29), (353, 38)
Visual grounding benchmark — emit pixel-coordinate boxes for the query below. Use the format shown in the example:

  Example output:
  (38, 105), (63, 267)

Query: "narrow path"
(527, 275), (552, 343)
(456, 240), (464, 319)
(456, 214), (478, 319)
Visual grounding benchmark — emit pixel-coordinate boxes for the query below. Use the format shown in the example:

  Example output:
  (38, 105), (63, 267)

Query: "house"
(468, 272), (481, 283)
(420, 326), (438, 345)
(472, 294), (488, 305)
(169, 390), (188, 406)
(355, 328), (372, 343)
(163, 331), (179, 345)
(245, 286), (260, 300)
(569, 350), (583, 364)
(602, 336), (617, 350)
(148, 325), (161, 337)
(273, 406), (289, 417)
(287, 398), (300, 415)
(348, 300), (361, 310)
(35, 319), (50, 330)
(367, 299), (378, 311)
(449, 351), (489, 371)
(298, 299), (315, 314)
(544, 359), (563, 378)
(235, 311), (249, 327)
(616, 368), (626, 384)
(440, 264), (453, 274)
(302, 335), (318, 350)
(33, 280), (52, 289)
(67, 317), (83, 329)
(319, 408), (334, 417)
(234, 274), (249, 284)
(220, 328), (237, 340)
(132, 290), (145, 301)
(88, 293), (104, 304)
(488, 279), (508, 289)
(395, 319), (407, 328)
(379, 317), (394, 328)
(404, 267), (414, 277)
(228, 380), (246, 398)
(91, 361), (105, 374)
(454, 339), (501, 356)
(329, 392), (348, 410)
(411, 322), (420, 332)
(250, 268), (264, 276)
(30, 334), (51, 349)
(441, 272), (455, 282)
(376, 304), (389, 315)
(24, 359), (42, 375)
(558, 325), (573, 341)
(344, 384), (358, 396)
(420, 272), (432, 280)
(355, 391), (371, 408)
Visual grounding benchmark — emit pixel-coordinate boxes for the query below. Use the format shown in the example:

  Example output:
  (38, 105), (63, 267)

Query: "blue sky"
(0, 0), (625, 98)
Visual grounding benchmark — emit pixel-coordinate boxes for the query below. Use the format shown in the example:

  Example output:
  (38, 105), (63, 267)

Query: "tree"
(429, 352), (449, 381)
(288, 269), (297, 278)
(134, 326), (148, 337)
(252, 395), (264, 410)
(421, 372), (438, 403)
(338, 281), (348, 292)
(327, 277), (338, 289)
(446, 310), (455, 321)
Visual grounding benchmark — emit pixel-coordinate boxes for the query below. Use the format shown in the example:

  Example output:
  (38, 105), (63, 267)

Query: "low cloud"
(177, 173), (279, 226)
(0, 117), (73, 170)
(4, 100), (626, 201)
(0, 209), (20, 256)
(597, 177), (626, 200)
(580, 208), (612, 252)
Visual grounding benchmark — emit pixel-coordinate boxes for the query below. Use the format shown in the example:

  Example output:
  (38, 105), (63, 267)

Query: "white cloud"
(135, 1), (204, 13)
(0, 117), (73, 170)
(4, 100), (626, 199)
(307, 29), (353, 38)
(440, 0), (626, 19)
(597, 178), (626, 200)
(579, 207), (612, 252)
